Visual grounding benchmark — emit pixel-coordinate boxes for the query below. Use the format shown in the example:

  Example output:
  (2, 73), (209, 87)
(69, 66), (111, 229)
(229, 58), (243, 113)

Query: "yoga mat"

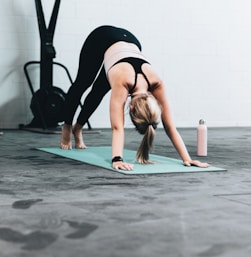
(38, 146), (226, 175)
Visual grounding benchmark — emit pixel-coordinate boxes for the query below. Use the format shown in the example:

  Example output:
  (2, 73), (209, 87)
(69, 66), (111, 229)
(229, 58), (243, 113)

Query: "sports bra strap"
(131, 71), (151, 93)
(111, 57), (152, 94)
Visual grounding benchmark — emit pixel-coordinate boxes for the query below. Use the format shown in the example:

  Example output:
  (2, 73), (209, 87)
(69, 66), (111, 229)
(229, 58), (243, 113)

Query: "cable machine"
(23, 0), (91, 130)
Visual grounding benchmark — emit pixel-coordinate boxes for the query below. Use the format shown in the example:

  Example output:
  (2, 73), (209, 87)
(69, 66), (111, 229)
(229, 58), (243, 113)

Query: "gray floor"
(0, 127), (251, 257)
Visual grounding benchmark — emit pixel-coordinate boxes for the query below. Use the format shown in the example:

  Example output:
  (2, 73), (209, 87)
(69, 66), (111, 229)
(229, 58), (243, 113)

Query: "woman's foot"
(73, 124), (87, 149)
(60, 124), (72, 150)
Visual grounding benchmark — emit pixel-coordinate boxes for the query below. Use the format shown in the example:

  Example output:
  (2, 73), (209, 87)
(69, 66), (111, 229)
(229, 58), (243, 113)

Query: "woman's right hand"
(112, 161), (133, 171)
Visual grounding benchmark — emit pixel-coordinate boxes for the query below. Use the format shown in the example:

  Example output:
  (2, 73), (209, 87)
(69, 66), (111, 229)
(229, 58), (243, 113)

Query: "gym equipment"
(38, 147), (227, 175)
(23, 0), (91, 130)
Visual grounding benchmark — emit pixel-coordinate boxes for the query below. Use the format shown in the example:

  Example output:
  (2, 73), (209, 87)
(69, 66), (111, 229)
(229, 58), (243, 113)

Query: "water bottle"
(197, 119), (207, 156)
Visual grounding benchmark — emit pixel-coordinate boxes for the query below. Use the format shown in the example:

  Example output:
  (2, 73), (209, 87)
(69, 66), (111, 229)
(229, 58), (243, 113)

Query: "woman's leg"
(61, 27), (111, 149)
(73, 67), (111, 149)
(76, 67), (111, 126)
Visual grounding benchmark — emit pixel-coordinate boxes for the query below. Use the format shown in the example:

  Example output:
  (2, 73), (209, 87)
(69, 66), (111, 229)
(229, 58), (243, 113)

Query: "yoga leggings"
(63, 25), (142, 125)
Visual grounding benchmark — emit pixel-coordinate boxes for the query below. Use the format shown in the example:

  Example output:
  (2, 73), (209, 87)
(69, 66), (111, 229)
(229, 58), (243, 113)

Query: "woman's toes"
(60, 142), (72, 150)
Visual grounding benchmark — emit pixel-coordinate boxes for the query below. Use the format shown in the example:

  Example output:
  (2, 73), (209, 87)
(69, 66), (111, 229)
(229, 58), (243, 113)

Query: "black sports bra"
(113, 57), (151, 94)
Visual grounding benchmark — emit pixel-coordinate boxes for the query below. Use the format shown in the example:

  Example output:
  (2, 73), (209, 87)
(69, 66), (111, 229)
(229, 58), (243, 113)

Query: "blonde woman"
(60, 25), (209, 170)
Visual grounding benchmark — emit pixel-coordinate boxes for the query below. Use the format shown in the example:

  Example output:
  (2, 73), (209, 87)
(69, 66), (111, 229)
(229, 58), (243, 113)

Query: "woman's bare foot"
(73, 123), (87, 149)
(60, 124), (72, 150)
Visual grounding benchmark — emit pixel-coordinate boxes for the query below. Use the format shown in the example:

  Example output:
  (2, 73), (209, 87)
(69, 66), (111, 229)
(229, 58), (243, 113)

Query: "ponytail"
(136, 124), (155, 164)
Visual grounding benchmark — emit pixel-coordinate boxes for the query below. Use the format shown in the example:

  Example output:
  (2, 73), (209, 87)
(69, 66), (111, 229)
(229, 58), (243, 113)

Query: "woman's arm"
(109, 81), (134, 170)
(152, 81), (209, 168)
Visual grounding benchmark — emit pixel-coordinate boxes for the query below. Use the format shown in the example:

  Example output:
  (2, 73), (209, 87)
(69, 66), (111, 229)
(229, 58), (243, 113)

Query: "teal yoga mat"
(38, 146), (226, 175)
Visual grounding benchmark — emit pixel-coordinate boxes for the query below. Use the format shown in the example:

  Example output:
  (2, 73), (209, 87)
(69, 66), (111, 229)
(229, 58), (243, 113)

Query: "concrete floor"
(0, 127), (251, 257)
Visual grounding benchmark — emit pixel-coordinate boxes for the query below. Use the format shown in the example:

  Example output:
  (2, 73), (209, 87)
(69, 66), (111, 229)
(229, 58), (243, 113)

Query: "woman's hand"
(112, 161), (134, 171)
(183, 160), (210, 168)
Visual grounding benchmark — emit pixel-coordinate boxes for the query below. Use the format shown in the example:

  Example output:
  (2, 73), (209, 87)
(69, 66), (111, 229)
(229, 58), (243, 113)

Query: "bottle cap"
(199, 119), (205, 125)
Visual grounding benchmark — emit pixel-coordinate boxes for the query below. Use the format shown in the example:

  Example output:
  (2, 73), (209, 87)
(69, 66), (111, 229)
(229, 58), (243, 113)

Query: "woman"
(60, 25), (209, 170)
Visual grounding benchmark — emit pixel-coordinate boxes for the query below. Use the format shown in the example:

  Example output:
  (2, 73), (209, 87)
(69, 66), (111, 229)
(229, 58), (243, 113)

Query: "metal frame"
(23, 0), (91, 130)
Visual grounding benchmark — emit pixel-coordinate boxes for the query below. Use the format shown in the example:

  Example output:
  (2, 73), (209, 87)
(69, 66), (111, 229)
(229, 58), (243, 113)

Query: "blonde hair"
(129, 93), (161, 164)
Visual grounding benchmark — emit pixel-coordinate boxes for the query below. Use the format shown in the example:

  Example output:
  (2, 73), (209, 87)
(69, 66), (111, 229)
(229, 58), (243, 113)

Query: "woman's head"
(129, 93), (161, 164)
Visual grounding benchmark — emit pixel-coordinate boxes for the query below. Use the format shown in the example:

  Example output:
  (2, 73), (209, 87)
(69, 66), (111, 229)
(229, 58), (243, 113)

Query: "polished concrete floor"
(0, 127), (251, 257)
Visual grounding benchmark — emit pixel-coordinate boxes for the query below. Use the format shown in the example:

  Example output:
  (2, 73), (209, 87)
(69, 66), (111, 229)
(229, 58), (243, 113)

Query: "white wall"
(0, 0), (251, 128)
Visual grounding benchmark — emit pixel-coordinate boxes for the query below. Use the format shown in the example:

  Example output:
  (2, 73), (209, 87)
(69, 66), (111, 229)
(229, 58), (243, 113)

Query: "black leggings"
(64, 25), (142, 125)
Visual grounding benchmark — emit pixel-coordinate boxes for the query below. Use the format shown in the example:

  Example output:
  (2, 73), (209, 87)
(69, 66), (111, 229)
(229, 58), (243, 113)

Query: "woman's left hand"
(183, 160), (210, 168)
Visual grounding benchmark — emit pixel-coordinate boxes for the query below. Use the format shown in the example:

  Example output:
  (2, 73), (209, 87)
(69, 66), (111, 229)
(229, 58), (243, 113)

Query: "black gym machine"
(22, 0), (92, 131)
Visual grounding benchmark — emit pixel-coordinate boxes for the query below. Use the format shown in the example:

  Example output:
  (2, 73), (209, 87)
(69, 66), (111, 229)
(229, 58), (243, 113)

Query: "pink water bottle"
(197, 119), (207, 156)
